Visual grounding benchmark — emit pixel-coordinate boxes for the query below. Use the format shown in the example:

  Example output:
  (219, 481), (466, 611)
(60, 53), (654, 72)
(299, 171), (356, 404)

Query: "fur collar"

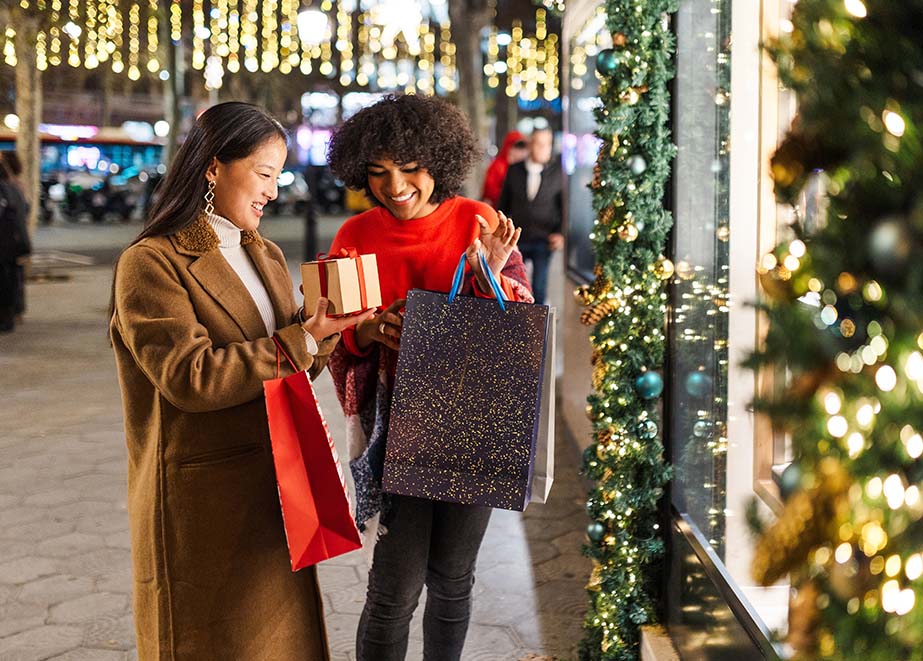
(173, 214), (262, 254)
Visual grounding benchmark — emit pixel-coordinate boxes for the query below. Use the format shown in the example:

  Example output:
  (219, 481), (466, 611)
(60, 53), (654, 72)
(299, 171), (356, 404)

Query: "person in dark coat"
(1, 151), (29, 321)
(496, 127), (563, 304)
(0, 158), (30, 332)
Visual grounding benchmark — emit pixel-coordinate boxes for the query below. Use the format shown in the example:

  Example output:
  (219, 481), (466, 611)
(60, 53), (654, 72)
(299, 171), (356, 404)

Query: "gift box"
(301, 248), (382, 317)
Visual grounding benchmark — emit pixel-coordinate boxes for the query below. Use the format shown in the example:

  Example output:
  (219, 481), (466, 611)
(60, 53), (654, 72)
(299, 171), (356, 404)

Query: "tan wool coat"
(110, 215), (338, 660)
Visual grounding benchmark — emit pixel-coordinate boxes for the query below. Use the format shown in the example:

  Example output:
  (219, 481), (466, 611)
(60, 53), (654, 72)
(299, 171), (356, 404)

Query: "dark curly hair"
(326, 94), (480, 205)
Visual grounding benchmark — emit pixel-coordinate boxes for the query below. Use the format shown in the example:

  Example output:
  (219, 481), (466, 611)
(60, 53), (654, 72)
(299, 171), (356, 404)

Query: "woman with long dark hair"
(110, 102), (372, 659)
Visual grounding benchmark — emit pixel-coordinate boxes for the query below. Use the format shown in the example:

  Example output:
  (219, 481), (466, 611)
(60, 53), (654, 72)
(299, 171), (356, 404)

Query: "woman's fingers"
(375, 299), (407, 345)
(310, 297), (330, 319)
(380, 311), (403, 327)
(385, 298), (406, 315)
(509, 226), (522, 248)
(332, 308), (374, 333)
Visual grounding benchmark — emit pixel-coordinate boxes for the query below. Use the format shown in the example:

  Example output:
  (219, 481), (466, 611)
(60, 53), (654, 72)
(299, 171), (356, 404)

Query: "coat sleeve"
(113, 244), (336, 413)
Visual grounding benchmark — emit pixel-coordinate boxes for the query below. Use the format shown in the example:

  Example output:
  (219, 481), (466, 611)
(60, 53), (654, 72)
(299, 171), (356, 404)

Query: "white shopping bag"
(530, 308), (555, 504)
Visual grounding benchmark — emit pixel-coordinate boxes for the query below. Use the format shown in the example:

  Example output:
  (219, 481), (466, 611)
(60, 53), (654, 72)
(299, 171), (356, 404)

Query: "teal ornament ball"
(779, 462), (803, 502)
(587, 522), (606, 542)
(634, 371), (664, 399)
(595, 48), (619, 76)
(869, 217), (911, 276)
(692, 419), (713, 438)
(685, 371), (712, 397)
(628, 155), (647, 175)
(638, 419), (658, 440)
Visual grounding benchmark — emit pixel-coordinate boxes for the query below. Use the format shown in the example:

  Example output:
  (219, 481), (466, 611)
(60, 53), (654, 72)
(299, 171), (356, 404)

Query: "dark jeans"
(519, 239), (551, 305)
(356, 495), (492, 661)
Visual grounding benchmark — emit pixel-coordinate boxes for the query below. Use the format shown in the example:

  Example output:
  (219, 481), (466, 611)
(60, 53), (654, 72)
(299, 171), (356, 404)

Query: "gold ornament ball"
(675, 260), (695, 281)
(574, 284), (592, 306)
(716, 225), (730, 242)
(655, 257), (675, 280)
(618, 223), (639, 242)
(758, 268), (795, 302)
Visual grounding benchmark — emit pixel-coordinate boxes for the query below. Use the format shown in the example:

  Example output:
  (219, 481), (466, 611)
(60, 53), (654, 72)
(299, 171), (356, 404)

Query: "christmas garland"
(746, 1), (923, 658)
(575, 1), (677, 659)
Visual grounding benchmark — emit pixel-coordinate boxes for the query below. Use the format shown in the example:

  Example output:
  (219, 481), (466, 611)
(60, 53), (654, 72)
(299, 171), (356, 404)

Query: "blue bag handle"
(447, 251), (507, 311)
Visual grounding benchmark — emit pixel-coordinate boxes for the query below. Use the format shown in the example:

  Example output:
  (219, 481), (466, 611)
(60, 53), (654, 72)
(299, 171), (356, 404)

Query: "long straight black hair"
(109, 102), (287, 327)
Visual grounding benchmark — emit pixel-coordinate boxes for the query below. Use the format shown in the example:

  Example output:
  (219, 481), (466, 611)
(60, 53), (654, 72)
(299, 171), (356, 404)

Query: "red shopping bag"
(264, 337), (361, 570)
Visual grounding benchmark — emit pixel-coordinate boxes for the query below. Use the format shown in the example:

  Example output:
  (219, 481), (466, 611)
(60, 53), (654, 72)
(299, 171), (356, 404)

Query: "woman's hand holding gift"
(302, 297), (376, 343)
(355, 298), (407, 351)
(467, 211), (521, 296)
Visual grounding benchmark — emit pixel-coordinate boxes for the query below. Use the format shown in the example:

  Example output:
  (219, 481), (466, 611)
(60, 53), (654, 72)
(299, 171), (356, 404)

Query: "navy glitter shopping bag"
(382, 252), (551, 511)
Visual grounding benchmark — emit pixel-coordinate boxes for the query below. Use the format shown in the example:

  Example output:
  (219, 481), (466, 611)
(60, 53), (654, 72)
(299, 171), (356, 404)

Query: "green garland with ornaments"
(745, 0), (923, 658)
(574, 1), (677, 659)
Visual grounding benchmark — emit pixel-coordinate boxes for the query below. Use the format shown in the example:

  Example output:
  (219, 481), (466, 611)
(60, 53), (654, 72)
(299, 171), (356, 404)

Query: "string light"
(3, 28), (16, 67)
(110, 0), (124, 74)
(283, 0), (300, 70)
(84, 0), (98, 69)
(260, 0), (278, 73)
(49, 0), (62, 66)
(242, 0), (258, 72)
(127, 0), (141, 80)
(337, 0), (353, 86)
(66, 0), (80, 67)
(192, 0), (205, 69)
(209, 0), (223, 65)
(227, 1), (241, 73)
(2, 1), (559, 102)
(170, 0), (182, 42)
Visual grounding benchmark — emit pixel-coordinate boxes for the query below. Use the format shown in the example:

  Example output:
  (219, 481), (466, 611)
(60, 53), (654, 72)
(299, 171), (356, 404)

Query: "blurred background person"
(496, 126), (563, 305)
(1, 151), (29, 322)
(0, 157), (31, 332)
(481, 130), (527, 209)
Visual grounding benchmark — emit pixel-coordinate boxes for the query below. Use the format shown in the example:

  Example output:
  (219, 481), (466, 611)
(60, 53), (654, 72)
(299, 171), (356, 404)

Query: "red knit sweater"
(329, 196), (524, 355)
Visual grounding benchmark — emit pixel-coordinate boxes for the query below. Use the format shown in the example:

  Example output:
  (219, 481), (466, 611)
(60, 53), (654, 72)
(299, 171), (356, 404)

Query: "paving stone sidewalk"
(0, 253), (587, 660)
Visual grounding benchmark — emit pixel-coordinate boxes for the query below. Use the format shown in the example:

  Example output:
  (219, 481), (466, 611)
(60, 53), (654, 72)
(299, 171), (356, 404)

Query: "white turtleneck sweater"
(206, 213), (317, 355)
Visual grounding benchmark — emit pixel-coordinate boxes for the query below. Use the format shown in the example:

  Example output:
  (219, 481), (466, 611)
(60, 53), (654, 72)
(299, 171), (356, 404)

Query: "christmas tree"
(747, 1), (923, 658)
(575, 1), (677, 659)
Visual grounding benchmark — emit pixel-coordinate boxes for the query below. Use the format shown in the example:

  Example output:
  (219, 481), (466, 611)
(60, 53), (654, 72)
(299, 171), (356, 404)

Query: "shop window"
(669, 0), (732, 556)
(668, 0), (831, 645)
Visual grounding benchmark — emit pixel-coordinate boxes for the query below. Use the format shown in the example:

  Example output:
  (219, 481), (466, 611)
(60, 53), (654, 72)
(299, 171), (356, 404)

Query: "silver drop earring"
(204, 180), (216, 216)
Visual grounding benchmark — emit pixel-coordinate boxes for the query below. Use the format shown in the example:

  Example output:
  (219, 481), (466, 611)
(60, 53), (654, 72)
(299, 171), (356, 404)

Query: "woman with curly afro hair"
(325, 93), (534, 661)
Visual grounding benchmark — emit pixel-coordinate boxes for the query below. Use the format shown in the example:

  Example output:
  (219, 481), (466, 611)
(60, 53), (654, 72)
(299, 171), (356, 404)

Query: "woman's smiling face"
(207, 136), (287, 231)
(366, 158), (438, 220)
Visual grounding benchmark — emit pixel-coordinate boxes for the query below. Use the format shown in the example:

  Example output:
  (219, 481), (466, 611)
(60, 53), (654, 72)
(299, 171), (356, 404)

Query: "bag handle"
(272, 335), (298, 379)
(447, 251), (507, 311)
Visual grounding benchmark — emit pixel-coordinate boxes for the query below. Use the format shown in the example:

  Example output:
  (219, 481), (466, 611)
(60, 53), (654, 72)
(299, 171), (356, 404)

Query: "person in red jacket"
(325, 93), (534, 661)
(481, 130), (528, 208)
